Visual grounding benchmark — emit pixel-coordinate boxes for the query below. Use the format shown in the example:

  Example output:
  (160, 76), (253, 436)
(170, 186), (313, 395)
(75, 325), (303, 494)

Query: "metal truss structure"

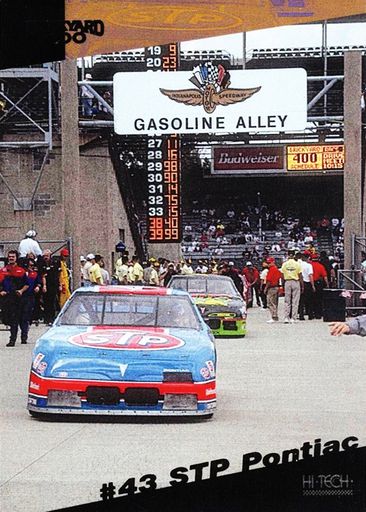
(0, 64), (58, 149)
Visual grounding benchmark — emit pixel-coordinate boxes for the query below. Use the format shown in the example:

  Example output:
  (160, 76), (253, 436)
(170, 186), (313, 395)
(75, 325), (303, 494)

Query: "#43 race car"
(167, 275), (246, 337)
(27, 286), (216, 418)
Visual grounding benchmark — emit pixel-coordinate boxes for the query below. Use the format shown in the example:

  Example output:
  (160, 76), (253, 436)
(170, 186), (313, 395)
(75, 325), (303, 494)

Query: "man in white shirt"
(82, 253), (94, 286)
(298, 251), (316, 320)
(80, 73), (94, 117)
(18, 230), (42, 258)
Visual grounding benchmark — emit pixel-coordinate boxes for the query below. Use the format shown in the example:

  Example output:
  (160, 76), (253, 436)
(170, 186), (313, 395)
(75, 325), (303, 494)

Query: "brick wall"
(0, 137), (135, 278)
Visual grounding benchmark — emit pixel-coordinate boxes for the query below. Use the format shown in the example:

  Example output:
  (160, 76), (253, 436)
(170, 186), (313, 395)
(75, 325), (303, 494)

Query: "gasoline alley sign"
(114, 66), (307, 135)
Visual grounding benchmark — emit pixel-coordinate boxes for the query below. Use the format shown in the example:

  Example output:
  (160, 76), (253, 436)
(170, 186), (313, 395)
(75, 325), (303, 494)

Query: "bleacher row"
(250, 45), (366, 59)
(179, 214), (317, 266)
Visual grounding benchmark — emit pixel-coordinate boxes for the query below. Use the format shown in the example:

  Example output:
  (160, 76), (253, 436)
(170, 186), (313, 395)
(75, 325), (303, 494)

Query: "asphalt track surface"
(1, 301), (365, 512)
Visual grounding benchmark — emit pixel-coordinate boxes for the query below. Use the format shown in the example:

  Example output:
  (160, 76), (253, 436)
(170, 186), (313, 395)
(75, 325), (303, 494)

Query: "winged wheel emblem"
(160, 62), (261, 114)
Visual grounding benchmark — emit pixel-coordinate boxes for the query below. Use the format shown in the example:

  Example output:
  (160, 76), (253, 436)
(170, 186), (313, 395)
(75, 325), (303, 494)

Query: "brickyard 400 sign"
(114, 67), (307, 135)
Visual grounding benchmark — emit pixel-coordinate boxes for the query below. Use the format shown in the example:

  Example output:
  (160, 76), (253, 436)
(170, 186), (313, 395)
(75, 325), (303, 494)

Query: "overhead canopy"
(65, 1), (366, 58)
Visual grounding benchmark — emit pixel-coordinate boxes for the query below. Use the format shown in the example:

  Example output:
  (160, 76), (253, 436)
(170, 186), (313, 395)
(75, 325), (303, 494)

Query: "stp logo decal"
(68, 329), (184, 350)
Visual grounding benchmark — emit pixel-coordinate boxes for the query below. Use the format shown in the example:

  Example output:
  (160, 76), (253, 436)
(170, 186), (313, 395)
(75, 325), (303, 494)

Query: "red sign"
(68, 328), (184, 350)
(212, 146), (284, 174)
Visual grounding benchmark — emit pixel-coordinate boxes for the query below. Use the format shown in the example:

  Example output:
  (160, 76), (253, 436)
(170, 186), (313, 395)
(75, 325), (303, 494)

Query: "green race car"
(167, 274), (247, 337)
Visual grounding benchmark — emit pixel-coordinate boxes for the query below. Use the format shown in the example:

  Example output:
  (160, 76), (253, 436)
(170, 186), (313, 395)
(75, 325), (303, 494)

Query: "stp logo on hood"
(68, 328), (184, 350)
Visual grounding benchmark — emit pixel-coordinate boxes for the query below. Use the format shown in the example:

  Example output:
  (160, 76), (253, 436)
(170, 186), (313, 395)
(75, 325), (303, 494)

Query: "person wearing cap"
(82, 253), (94, 287)
(149, 262), (160, 286)
(223, 262), (244, 297)
(280, 250), (304, 323)
(59, 248), (71, 308)
(18, 230), (42, 259)
(115, 255), (129, 285)
(80, 73), (94, 117)
(264, 257), (282, 323)
(89, 254), (104, 286)
(310, 253), (329, 319)
(242, 262), (261, 308)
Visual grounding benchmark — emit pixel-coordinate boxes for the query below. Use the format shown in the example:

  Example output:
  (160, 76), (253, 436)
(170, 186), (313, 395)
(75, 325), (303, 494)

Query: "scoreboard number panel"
(147, 134), (182, 242)
(287, 144), (344, 171)
(145, 43), (182, 243)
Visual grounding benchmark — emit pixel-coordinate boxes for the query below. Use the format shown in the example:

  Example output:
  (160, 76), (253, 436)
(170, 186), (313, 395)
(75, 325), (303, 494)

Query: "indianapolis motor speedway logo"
(160, 62), (261, 114)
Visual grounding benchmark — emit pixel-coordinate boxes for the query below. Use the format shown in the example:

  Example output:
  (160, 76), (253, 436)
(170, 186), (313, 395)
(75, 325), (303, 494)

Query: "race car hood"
(192, 294), (245, 317)
(31, 325), (215, 383)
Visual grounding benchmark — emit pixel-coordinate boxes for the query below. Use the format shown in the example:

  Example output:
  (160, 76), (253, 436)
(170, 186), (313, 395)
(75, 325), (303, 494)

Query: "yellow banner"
(65, 1), (366, 58)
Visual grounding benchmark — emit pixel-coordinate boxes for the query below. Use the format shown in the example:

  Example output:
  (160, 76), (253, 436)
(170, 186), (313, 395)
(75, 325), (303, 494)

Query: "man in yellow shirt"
(115, 255), (129, 285)
(280, 250), (303, 323)
(131, 255), (143, 285)
(89, 255), (104, 285)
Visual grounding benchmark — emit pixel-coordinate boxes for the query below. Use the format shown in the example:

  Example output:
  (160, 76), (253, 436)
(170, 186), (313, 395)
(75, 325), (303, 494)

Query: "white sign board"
(114, 67), (307, 135)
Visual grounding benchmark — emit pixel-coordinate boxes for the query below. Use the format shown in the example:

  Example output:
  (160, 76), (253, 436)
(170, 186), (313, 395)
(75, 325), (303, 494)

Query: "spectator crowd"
(0, 217), (350, 347)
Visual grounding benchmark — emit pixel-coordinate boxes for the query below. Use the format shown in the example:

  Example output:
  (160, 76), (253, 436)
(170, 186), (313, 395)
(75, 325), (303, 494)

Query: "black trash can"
(322, 289), (346, 322)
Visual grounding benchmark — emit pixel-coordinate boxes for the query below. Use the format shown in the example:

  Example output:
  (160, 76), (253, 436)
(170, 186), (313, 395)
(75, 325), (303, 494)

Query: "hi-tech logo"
(160, 62), (260, 114)
(65, 20), (105, 44)
(302, 474), (354, 496)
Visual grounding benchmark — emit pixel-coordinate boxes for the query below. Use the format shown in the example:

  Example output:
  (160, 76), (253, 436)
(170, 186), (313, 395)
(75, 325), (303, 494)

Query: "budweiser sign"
(212, 146), (284, 174)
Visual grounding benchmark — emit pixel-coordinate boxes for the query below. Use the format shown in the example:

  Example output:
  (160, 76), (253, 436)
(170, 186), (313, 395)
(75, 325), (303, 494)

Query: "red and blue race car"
(27, 286), (216, 418)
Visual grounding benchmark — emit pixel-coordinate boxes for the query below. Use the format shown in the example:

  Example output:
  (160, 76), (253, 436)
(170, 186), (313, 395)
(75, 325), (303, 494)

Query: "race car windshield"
(58, 294), (201, 329)
(170, 277), (239, 296)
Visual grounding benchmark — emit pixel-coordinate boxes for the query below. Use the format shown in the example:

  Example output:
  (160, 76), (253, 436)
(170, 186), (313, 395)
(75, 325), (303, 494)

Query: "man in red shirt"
(310, 254), (329, 319)
(0, 250), (29, 346)
(264, 258), (282, 322)
(242, 262), (261, 308)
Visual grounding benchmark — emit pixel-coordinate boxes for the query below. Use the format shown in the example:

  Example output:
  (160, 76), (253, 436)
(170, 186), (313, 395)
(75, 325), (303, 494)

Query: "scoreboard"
(287, 144), (344, 171)
(147, 134), (181, 242)
(145, 44), (182, 243)
(145, 43), (179, 71)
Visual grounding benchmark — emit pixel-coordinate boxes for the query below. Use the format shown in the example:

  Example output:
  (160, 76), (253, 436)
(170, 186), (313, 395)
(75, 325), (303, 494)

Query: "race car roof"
(74, 285), (178, 296)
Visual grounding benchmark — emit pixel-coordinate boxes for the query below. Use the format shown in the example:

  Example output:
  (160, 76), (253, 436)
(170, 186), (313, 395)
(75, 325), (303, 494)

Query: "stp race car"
(167, 275), (246, 337)
(27, 286), (216, 418)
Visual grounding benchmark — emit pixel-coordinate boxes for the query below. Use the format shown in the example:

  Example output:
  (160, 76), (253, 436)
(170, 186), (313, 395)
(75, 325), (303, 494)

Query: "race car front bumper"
(27, 371), (216, 417)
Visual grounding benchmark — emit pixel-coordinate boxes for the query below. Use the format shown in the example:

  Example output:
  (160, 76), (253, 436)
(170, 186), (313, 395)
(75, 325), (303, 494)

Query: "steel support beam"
(307, 78), (339, 111)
